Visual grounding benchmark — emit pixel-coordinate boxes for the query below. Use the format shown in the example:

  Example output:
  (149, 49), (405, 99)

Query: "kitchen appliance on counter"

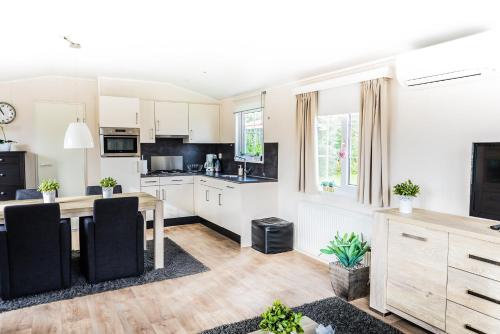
(204, 154), (217, 173)
(100, 127), (140, 157)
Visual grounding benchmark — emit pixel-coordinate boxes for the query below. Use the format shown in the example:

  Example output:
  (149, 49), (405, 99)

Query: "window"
(234, 92), (265, 163)
(317, 84), (360, 191)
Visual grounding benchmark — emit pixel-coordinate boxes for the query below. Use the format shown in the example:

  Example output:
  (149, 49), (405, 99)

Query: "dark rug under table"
(201, 297), (402, 334)
(0, 237), (209, 313)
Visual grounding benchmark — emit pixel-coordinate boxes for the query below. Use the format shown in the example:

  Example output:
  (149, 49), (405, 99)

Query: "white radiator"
(296, 201), (373, 262)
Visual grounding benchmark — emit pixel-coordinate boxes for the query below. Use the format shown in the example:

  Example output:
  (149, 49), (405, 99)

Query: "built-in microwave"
(99, 127), (140, 157)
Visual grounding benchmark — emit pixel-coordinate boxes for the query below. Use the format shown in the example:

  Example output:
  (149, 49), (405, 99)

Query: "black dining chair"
(15, 188), (59, 200)
(79, 197), (144, 283)
(0, 203), (71, 299)
(85, 185), (123, 196)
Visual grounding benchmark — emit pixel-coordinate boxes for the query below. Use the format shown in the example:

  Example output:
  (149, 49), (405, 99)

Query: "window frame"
(317, 112), (359, 195)
(234, 107), (264, 164)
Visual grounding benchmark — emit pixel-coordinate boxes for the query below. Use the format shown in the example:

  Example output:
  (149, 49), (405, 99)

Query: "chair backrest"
(15, 188), (42, 200)
(3, 203), (63, 293)
(92, 197), (140, 270)
(86, 185), (123, 195)
(15, 188), (59, 200)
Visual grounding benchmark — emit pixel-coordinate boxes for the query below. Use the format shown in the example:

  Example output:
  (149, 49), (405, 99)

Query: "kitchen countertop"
(141, 172), (278, 184)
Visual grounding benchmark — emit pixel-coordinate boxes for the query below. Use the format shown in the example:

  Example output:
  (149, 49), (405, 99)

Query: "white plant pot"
(102, 187), (113, 199)
(399, 196), (413, 214)
(0, 143), (11, 152)
(43, 190), (56, 203)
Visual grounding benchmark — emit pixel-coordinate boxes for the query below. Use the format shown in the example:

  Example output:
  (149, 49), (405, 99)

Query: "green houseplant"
(320, 232), (371, 301)
(38, 179), (60, 203)
(0, 126), (16, 152)
(259, 300), (304, 334)
(393, 179), (420, 214)
(99, 177), (117, 198)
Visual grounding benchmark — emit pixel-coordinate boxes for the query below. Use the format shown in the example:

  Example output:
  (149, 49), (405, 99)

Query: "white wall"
(221, 69), (500, 240)
(0, 76), (100, 184)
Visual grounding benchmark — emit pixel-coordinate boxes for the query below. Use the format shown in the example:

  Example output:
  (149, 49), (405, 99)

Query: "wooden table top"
(0, 192), (160, 221)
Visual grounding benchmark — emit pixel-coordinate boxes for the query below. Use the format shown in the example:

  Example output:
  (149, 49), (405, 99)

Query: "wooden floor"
(0, 224), (426, 333)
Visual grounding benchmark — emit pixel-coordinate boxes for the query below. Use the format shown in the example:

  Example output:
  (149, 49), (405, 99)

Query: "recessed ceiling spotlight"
(63, 36), (81, 49)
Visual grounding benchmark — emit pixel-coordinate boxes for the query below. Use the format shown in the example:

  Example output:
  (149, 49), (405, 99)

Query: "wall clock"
(0, 102), (16, 124)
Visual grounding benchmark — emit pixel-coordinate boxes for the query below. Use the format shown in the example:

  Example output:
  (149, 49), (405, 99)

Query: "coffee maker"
(204, 154), (217, 173)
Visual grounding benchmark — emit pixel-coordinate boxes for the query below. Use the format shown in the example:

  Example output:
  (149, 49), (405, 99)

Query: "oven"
(99, 127), (140, 157)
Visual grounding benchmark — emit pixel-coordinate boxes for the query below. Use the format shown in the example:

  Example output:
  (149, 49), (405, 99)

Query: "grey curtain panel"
(358, 78), (390, 207)
(296, 92), (319, 193)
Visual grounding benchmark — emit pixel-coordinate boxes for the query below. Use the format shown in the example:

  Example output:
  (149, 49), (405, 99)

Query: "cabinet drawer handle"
(162, 189), (165, 200)
(205, 189), (209, 201)
(226, 185), (234, 189)
(144, 180), (157, 183)
(200, 179), (207, 183)
(464, 324), (486, 334)
(467, 289), (500, 305)
(171, 179), (183, 182)
(401, 233), (427, 242)
(218, 193), (222, 206)
(469, 254), (500, 267)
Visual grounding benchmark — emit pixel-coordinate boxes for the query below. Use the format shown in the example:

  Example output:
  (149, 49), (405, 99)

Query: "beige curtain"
(296, 92), (318, 193)
(358, 78), (389, 206)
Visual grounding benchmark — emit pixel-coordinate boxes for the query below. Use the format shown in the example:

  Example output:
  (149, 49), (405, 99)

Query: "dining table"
(0, 192), (165, 269)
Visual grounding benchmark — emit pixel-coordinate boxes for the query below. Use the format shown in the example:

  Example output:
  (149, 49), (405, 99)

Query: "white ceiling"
(1, 0), (498, 99)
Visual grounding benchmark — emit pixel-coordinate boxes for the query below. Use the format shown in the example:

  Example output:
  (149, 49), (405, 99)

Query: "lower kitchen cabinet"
(162, 183), (194, 218)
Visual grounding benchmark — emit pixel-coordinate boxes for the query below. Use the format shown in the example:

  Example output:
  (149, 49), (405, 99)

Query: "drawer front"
(449, 234), (500, 282)
(141, 177), (160, 187)
(160, 176), (194, 185)
(0, 155), (20, 164)
(0, 186), (19, 201)
(448, 267), (500, 320)
(0, 164), (21, 185)
(386, 221), (448, 330)
(446, 301), (500, 334)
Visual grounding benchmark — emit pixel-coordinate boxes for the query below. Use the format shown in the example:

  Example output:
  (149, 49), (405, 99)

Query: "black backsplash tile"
(141, 138), (278, 179)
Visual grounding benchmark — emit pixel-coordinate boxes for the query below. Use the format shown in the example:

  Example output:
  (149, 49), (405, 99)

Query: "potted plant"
(259, 300), (304, 334)
(100, 177), (117, 199)
(320, 232), (370, 301)
(393, 179), (420, 214)
(0, 126), (16, 152)
(37, 179), (60, 203)
(320, 181), (329, 192)
(327, 181), (335, 192)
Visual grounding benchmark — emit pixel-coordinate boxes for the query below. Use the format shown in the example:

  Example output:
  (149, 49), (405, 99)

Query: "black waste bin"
(251, 217), (293, 254)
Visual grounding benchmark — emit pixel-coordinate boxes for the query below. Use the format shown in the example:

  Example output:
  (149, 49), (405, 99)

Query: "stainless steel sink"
(219, 174), (241, 179)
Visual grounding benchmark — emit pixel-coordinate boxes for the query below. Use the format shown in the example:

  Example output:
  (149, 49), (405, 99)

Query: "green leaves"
(393, 179), (420, 197)
(259, 300), (304, 334)
(319, 232), (370, 268)
(37, 179), (60, 193)
(100, 177), (117, 188)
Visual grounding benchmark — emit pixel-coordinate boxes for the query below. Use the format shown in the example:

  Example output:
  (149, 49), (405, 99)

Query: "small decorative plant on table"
(37, 179), (60, 203)
(259, 300), (304, 334)
(0, 126), (16, 152)
(320, 232), (370, 301)
(100, 177), (117, 199)
(393, 179), (420, 214)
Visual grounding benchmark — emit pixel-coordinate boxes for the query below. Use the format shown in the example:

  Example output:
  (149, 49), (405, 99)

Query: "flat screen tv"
(470, 142), (500, 221)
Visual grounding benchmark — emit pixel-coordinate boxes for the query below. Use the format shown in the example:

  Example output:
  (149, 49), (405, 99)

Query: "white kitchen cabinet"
(100, 157), (141, 193)
(187, 104), (219, 143)
(160, 184), (194, 218)
(220, 184), (241, 234)
(140, 100), (155, 143)
(195, 176), (278, 246)
(155, 101), (189, 136)
(99, 96), (140, 128)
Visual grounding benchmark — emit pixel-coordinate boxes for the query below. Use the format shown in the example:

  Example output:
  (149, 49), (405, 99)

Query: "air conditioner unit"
(396, 31), (499, 87)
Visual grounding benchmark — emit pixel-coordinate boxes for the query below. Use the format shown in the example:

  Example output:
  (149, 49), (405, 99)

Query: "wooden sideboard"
(370, 208), (500, 334)
(0, 151), (26, 201)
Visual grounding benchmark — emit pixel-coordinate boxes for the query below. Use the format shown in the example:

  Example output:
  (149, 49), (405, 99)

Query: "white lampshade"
(63, 122), (94, 149)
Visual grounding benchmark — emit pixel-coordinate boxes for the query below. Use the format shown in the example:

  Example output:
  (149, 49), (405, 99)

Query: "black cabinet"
(0, 152), (26, 200)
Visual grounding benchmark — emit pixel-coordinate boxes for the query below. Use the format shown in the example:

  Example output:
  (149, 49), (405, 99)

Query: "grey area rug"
(201, 297), (402, 334)
(0, 238), (209, 313)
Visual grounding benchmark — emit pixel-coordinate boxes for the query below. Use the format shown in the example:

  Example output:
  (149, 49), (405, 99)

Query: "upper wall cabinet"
(140, 100), (155, 143)
(187, 104), (219, 143)
(99, 96), (140, 128)
(155, 101), (189, 136)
